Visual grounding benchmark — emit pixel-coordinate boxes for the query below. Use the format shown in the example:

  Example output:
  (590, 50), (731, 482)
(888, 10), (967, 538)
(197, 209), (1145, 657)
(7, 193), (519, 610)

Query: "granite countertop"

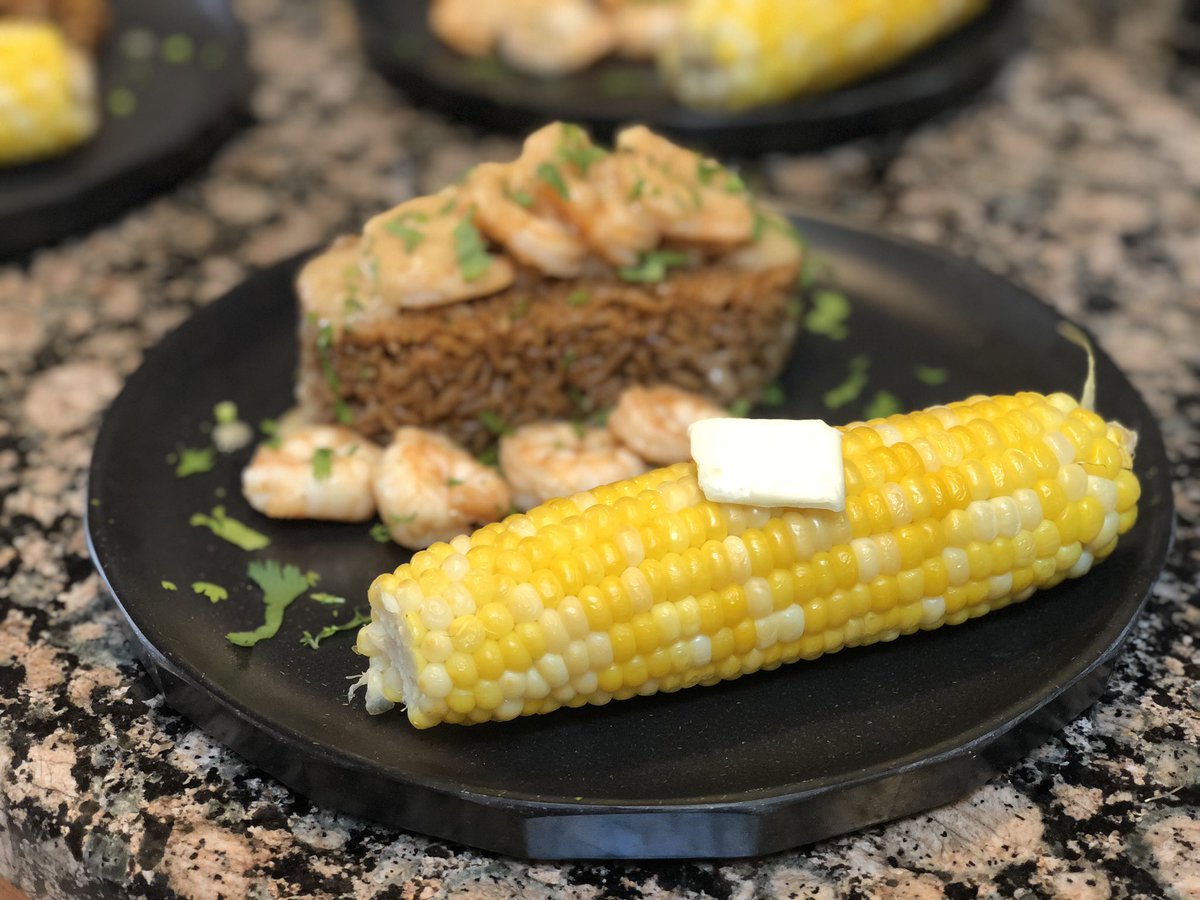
(1, 0), (1198, 897)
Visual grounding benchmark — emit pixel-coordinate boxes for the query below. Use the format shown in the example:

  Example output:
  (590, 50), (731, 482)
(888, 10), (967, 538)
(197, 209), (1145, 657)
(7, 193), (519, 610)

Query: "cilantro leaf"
(617, 250), (692, 283)
(914, 365), (948, 386)
(479, 410), (511, 436)
(557, 124), (607, 175)
(161, 580), (177, 591)
(369, 523), (392, 543)
(310, 592), (346, 606)
(760, 383), (786, 407)
(864, 390), (903, 420)
(300, 610), (371, 650)
(385, 212), (427, 252)
(226, 560), (310, 648)
(213, 401), (238, 425)
(312, 447), (333, 481)
(537, 162), (570, 199)
(175, 447), (215, 477)
(189, 506), (270, 551)
(192, 581), (229, 603)
(805, 289), (851, 341)
(566, 290), (590, 307)
(823, 355), (870, 410)
(453, 214), (493, 282)
(727, 398), (752, 418)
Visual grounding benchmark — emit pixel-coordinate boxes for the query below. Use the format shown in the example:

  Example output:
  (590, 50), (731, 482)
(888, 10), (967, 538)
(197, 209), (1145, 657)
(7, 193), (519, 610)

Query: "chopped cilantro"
(314, 322), (353, 425)
(369, 523), (392, 543)
(628, 177), (646, 201)
(189, 506), (270, 551)
(505, 184), (534, 208)
(727, 398), (752, 418)
(192, 581), (228, 603)
(479, 410), (511, 436)
(566, 290), (590, 307)
(570, 420), (586, 438)
(823, 355), (870, 410)
(697, 160), (721, 185)
(213, 401), (238, 425)
(389, 513), (418, 525)
(310, 592), (346, 606)
(305, 570), (321, 586)
(563, 348), (577, 369)
(805, 289), (851, 341)
(914, 365), (949, 386)
(300, 610), (371, 650)
(536, 163), (569, 200)
(618, 250), (691, 283)
(107, 88), (137, 118)
(725, 171), (746, 194)
(438, 194), (458, 215)
(90, 498), (100, 507)
(385, 221), (424, 252)
(161, 33), (194, 64)
(509, 296), (531, 320)
(447, 476), (465, 488)
(453, 214), (493, 282)
(226, 560), (310, 648)
(259, 419), (281, 449)
(864, 390), (903, 420)
(557, 124), (607, 175)
(566, 385), (591, 413)
(161, 580), (177, 591)
(477, 446), (499, 467)
(312, 448), (333, 481)
(334, 400), (353, 426)
(760, 383), (787, 407)
(175, 447), (216, 477)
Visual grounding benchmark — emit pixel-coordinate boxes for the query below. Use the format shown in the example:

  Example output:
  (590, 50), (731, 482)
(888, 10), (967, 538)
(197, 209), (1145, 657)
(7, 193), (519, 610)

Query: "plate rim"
(85, 214), (1175, 855)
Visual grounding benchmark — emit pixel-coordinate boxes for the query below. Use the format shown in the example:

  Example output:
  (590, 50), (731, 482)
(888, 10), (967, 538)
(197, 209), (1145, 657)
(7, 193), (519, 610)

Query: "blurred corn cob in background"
(661, 0), (989, 110)
(0, 18), (99, 165)
(357, 390), (1140, 728)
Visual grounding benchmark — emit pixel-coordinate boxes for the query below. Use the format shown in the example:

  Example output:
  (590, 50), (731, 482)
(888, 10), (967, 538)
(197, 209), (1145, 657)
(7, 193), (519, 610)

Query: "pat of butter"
(688, 418), (845, 511)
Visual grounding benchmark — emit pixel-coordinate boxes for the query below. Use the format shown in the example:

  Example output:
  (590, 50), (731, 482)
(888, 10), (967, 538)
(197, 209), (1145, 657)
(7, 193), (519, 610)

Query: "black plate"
(86, 216), (1173, 860)
(0, 0), (251, 260)
(353, 0), (1025, 155)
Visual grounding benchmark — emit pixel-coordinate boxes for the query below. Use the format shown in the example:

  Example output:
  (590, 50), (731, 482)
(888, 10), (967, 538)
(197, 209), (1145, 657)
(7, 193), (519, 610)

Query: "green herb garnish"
(192, 581), (229, 604)
(477, 446), (499, 467)
(505, 183), (534, 209)
(161, 33), (194, 64)
(214, 401), (238, 425)
(628, 177), (646, 201)
(385, 212), (428, 252)
(453, 213), (493, 282)
(312, 448), (333, 481)
(563, 349), (577, 369)
(161, 580), (177, 591)
(259, 418), (281, 449)
(863, 390), (903, 420)
(226, 560), (310, 648)
(536, 163), (570, 200)
(697, 160), (721, 185)
(760, 383), (787, 407)
(727, 399), (752, 418)
(107, 88), (137, 118)
(189, 506), (270, 551)
(446, 477), (465, 488)
(479, 410), (511, 436)
(823, 355), (870, 410)
(175, 447), (215, 478)
(805, 289), (851, 340)
(369, 523), (392, 543)
(557, 124), (607, 175)
(618, 250), (691, 283)
(390, 513), (418, 525)
(300, 610), (371, 650)
(566, 290), (590, 307)
(914, 365), (949, 386)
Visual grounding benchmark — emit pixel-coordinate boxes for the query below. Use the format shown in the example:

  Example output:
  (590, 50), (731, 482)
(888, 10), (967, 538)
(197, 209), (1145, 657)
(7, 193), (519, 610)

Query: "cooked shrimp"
(563, 153), (661, 267)
(374, 428), (512, 549)
(616, 125), (755, 245)
(725, 213), (805, 271)
(362, 191), (516, 310)
(429, 0), (507, 57)
(242, 425), (382, 522)
(500, 421), (648, 510)
(466, 163), (589, 277)
(609, 0), (684, 59)
(498, 0), (616, 77)
(608, 385), (726, 464)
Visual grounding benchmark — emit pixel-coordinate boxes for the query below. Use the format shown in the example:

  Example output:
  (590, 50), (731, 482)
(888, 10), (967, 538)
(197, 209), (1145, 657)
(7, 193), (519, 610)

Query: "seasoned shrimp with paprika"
(242, 425), (381, 522)
(374, 428), (512, 549)
(500, 421), (647, 510)
(608, 385), (726, 464)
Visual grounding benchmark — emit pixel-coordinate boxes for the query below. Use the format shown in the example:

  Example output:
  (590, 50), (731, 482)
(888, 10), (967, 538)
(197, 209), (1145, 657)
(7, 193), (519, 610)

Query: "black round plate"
(0, 0), (251, 260)
(86, 216), (1173, 860)
(353, 0), (1025, 155)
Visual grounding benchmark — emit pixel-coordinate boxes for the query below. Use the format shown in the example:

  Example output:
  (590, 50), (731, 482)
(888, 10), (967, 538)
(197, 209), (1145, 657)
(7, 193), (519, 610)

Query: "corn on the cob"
(356, 391), (1140, 728)
(0, 19), (99, 166)
(659, 0), (989, 111)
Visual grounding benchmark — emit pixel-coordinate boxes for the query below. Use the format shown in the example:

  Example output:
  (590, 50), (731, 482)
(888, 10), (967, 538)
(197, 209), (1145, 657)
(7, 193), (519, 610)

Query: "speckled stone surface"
(1, 0), (1198, 897)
